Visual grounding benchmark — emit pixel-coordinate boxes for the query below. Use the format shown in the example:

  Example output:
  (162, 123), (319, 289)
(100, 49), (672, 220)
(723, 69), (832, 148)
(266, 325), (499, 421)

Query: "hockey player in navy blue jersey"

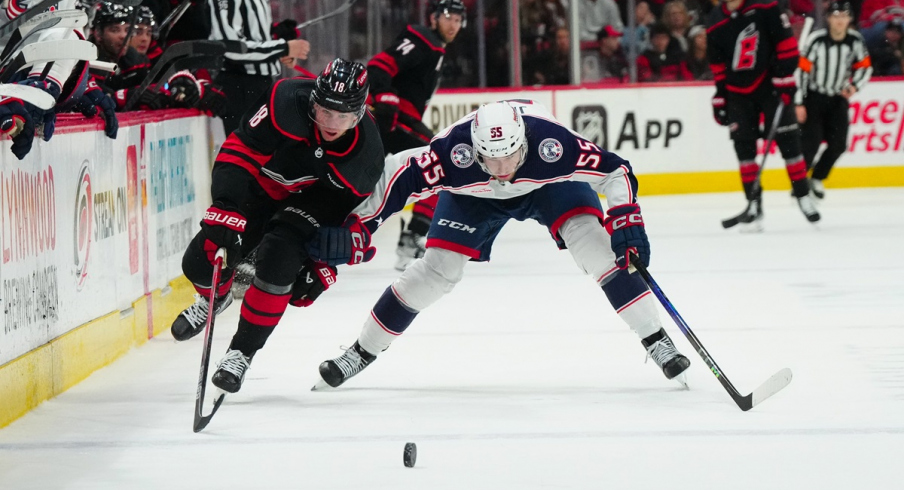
(306, 100), (691, 389)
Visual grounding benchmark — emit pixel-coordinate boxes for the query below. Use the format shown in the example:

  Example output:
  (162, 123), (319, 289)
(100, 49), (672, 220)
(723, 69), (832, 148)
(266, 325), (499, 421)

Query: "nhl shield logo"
(450, 143), (475, 168)
(538, 138), (563, 162)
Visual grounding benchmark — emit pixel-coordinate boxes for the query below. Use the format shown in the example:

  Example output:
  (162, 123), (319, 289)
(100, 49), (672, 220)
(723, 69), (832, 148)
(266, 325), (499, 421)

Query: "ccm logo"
(437, 219), (476, 233)
(204, 211), (246, 230)
(609, 214), (643, 231)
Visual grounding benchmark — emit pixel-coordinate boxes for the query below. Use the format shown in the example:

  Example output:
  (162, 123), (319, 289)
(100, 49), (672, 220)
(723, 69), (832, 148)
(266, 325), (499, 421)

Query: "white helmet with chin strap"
(470, 102), (527, 176)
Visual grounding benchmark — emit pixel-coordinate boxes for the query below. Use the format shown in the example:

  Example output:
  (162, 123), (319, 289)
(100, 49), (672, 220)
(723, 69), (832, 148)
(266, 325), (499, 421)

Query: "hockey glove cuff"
(199, 80), (227, 117)
(168, 70), (203, 108)
(604, 204), (650, 270)
(306, 215), (376, 266)
(201, 204), (247, 268)
(290, 260), (337, 307)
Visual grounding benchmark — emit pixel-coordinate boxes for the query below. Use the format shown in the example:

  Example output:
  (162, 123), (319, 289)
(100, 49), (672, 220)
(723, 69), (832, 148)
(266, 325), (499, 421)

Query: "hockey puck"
(403, 442), (417, 467)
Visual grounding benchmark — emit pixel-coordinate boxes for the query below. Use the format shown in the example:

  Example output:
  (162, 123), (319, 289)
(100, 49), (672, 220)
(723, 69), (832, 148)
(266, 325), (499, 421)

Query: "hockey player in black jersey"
(367, 0), (465, 270)
(169, 59), (385, 394)
(707, 0), (820, 228)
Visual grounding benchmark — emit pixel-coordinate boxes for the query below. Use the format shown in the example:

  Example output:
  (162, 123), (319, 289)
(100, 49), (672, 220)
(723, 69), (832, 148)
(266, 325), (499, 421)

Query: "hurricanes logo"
(538, 138), (563, 162)
(450, 143), (474, 168)
(74, 163), (93, 290)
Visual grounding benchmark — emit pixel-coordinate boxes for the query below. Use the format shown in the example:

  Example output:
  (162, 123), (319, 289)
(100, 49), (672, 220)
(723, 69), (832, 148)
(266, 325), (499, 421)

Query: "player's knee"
(559, 214), (613, 279)
(733, 139), (757, 161)
(254, 225), (306, 287)
(393, 247), (469, 310)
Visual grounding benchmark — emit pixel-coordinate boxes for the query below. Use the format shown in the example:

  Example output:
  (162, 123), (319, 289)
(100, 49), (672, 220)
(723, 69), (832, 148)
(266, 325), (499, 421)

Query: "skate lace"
(217, 349), (250, 378)
(645, 338), (679, 368)
(181, 294), (210, 326)
(334, 346), (366, 378)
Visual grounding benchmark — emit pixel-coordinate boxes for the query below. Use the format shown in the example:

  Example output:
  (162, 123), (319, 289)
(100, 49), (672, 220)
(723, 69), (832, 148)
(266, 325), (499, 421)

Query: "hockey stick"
(124, 40), (226, 110)
(720, 100), (786, 229)
(629, 255), (792, 411)
(0, 83), (55, 109)
(193, 248), (227, 433)
(0, 17), (66, 69)
(0, 0), (59, 39)
(0, 39), (98, 84)
(297, 0), (361, 29)
(156, 0), (192, 45)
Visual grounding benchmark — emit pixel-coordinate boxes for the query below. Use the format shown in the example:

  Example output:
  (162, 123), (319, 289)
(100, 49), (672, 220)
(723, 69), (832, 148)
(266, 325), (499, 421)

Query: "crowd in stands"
(518, 0), (904, 86)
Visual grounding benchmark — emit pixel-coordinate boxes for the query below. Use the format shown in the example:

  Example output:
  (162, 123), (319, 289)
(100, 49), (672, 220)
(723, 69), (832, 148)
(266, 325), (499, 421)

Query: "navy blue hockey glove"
(200, 204), (246, 268)
(711, 95), (728, 126)
(290, 260), (337, 307)
(167, 70), (203, 108)
(271, 19), (300, 40)
(604, 204), (650, 270)
(306, 215), (376, 266)
(17, 77), (59, 141)
(0, 96), (36, 160)
(76, 79), (118, 139)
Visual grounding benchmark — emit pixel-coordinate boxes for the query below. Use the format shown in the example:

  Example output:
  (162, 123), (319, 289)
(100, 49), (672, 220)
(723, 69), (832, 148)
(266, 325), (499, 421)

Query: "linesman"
(795, 1), (872, 199)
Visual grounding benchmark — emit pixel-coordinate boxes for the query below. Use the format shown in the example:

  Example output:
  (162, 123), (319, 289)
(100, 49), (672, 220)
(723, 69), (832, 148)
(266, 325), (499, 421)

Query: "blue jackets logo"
(450, 143), (474, 168)
(538, 138), (563, 162)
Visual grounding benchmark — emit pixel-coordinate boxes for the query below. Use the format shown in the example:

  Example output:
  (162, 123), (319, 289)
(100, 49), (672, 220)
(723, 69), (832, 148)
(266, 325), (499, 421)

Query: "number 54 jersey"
(352, 100), (640, 230)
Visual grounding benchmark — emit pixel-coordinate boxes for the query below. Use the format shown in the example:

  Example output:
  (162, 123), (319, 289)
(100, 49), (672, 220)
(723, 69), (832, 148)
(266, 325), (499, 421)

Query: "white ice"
(1, 189), (903, 490)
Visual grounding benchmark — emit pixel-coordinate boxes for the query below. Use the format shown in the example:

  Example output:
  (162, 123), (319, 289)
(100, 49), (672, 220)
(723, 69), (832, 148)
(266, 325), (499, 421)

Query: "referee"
(795, 1), (872, 199)
(209, 0), (311, 135)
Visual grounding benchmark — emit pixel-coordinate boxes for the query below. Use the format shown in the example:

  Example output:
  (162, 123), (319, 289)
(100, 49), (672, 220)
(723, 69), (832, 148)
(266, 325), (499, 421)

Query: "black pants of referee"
(800, 92), (849, 181)
(214, 70), (275, 136)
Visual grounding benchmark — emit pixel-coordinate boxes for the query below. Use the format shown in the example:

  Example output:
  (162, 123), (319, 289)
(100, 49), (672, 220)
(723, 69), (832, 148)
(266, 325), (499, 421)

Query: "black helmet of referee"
(309, 58), (369, 124)
(827, 1), (852, 15)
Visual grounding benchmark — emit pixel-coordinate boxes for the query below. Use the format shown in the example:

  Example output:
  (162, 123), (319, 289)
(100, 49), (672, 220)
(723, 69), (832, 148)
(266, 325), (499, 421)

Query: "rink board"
(0, 111), (211, 427)
(428, 79), (904, 192)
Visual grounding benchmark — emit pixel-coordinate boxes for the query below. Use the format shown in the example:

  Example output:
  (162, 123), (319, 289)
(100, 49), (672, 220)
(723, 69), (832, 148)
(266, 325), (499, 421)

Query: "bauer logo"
(74, 163), (93, 290)
(572, 105), (607, 150)
(538, 138), (563, 162)
(450, 143), (475, 168)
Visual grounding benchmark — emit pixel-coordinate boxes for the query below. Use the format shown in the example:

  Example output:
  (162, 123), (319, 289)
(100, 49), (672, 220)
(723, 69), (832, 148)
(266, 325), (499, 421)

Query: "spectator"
(661, 0), (693, 52)
(596, 26), (629, 82)
(579, 0), (624, 42)
(624, 1), (657, 53)
(637, 23), (694, 81)
(526, 26), (572, 85)
(685, 24), (712, 79)
(521, 0), (567, 55)
(871, 19), (904, 75)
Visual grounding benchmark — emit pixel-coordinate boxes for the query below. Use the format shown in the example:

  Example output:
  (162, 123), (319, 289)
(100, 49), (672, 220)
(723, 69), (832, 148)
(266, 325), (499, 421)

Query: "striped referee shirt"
(208, 0), (289, 76)
(795, 28), (872, 104)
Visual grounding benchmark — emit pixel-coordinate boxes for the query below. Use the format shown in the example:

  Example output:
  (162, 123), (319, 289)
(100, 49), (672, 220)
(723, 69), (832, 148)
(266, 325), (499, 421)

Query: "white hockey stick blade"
(18, 9), (87, 36)
(750, 368), (792, 408)
(0, 83), (55, 109)
(20, 39), (97, 64)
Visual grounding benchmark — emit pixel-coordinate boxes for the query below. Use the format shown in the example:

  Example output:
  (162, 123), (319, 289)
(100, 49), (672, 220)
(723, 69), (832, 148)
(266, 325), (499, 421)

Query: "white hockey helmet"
(470, 102), (527, 177)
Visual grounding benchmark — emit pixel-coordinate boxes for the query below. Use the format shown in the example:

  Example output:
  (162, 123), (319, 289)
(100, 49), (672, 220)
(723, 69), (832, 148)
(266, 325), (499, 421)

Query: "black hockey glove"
(772, 76), (796, 106)
(306, 215), (376, 266)
(126, 84), (172, 110)
(198, 80), (227, 117)
(711, 95), (728, 126)
(200, 204), (246, 268)
(0, 96), (36, 160)
(604, 204), (650, 270)
(76, 79), (118, 139)
(271, 19), (300, 40)
(371, 92), (400, 136)
(290, 260), (337, 307)
(167, 70), (203, 108)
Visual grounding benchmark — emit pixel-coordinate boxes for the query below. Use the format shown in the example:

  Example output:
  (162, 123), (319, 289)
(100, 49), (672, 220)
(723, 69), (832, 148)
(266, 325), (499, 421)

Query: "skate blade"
(311, 379), (333, 391)
(672, 372), (689, 390)
(738, 220), (763, 233)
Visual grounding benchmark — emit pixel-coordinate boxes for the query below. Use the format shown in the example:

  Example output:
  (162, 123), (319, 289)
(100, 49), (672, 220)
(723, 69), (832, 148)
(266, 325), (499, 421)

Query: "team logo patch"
(450, 143), (475, 168)
(538, 138), (563, 162)
(315, 147), (324, 158)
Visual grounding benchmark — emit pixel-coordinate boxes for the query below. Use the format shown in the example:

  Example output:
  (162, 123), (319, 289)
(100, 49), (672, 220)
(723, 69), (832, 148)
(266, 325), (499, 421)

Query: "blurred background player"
(307, 101), (691, 390)
(707, 0), (820, 229)
(208, 0), (311, 136)
(796, 1), (873, 199)
(366, 0), (465, 270)
(168, 59), (384, 394)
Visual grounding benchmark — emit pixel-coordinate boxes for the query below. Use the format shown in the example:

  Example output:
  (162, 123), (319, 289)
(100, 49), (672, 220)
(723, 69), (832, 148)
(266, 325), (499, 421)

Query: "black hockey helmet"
(133, 6), (156, 27)
(93, 1), (131, 31)
(309, 58), (369, 123)
(827, 1), (853, 15)
(431, 0), (467, 27)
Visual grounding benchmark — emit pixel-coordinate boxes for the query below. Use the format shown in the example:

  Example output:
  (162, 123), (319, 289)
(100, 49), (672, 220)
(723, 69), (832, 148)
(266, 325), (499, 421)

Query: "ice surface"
(1, 189), (902, 489)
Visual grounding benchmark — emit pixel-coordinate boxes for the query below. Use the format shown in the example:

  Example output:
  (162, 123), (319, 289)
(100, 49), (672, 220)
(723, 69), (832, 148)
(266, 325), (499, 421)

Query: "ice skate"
(395, 220), (427, 271)
(312, 342), (376, 390)
(170, 291), (233, 341)
(796, 194), (821, 223)
(642, 329), (691, 388)
(738, 196), (763, 233)
(810, 179), (825, 199)
(211, 349), (252, 393)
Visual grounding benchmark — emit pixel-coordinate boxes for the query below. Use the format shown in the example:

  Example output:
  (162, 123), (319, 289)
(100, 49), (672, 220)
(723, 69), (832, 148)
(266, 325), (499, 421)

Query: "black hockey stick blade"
(297, 0), (360, 29)
(156, 0), (192, 45)
(192, 248), (227, 433)
(629, 255), (792, 410)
